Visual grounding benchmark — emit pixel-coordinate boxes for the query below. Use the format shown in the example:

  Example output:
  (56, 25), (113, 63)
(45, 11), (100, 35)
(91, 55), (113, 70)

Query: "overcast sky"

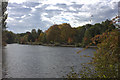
(6, 0), (119, 33)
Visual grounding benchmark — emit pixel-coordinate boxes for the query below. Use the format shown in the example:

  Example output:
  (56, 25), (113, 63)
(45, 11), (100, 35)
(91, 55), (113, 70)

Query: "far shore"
(12, 42), (97, 48)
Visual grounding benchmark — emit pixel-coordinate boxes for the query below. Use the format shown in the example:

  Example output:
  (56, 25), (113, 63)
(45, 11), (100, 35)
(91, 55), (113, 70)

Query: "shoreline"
(11, 42), (97, 48)
(20, 43), (80, 47)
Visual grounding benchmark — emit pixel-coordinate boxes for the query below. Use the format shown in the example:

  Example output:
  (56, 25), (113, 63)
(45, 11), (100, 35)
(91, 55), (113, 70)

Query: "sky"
(6, 0), (119, 33)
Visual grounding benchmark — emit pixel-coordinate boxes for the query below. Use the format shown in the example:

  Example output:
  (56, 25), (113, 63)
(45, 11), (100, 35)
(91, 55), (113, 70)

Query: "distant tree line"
(3, 19), (115, 47)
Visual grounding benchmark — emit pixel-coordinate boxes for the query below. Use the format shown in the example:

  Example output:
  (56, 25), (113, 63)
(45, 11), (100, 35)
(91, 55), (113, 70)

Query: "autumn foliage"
(66, 29), (120, 78)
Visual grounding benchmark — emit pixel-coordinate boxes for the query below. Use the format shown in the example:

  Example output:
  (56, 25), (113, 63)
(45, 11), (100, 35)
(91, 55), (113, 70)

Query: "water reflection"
(2, 44), (95, 78)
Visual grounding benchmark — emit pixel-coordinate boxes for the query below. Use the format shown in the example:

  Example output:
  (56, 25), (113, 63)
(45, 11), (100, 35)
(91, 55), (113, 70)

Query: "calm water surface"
(3, 44), (96, 78)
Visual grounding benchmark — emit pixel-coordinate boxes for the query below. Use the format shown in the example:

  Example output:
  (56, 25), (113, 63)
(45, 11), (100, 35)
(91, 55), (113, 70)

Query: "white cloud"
(73, 0), (101, 4)
(8, 0), (120, 4)
(8, 0), (27, 3)
(31, 7), (36, 12)
(41, 11), (87, 27)
(8, 0), (41, 3)
(7, 0), (119, 33)
(28, 14), (33, 16)
(21, 15), (26, 18)
(22, 5), (30, 8)
(7, 7), (12, 10)
(35, 4), (44, 8)
(45, 5), (61, 10)
(41, 13), (52, 22)
(42, 13), (48, 16)
(80, 4), (91, 11)
(15, 17), (20, 19)
(69, 7), (76, 11)
(76, 12), (91, 17)
(7, 17), (14, 22)
(19, 20), (23, 23)
(110, 0), (119, 3)
(41, 0), (72, 5)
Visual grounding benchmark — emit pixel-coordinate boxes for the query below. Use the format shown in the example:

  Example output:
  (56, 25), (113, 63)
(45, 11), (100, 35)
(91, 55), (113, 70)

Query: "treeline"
(3, 19), (115, 47)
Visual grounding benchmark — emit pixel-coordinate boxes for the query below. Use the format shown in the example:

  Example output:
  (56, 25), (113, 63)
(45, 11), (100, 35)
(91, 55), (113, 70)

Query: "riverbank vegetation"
(66, 29), (120, 78)
(3, 19), (115, 47)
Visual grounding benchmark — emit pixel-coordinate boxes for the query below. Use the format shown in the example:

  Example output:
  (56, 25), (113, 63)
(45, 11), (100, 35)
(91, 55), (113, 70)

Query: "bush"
(66, 29), (119, 78)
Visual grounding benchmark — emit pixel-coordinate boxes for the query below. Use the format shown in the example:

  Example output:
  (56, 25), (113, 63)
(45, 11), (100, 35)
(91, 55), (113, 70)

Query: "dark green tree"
(31, 29), (37, 42)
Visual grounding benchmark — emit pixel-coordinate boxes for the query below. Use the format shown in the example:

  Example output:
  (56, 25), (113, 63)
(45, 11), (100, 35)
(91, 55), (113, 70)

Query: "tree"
(90, 29), (119, 78)
(31, 29), (37, 42)
(5, 30), (16, 44)
(19, 34), (28, 44)
(75, 26), (86, 43)
(101, 19), (115, 32)
(26, 32), (32, 42)
(38, 32), (46, 43)
(46, 24), (61, 43)
(82, 28), (93, 46)
(59, 23), (74, 44)
(37, 29), (42, 37)
(66, 29), (119, 78)
(82, 20), (115, 46)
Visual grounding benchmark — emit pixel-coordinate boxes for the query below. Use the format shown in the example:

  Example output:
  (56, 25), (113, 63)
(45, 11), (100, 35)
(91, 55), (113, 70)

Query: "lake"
(2, 44), (96, 78)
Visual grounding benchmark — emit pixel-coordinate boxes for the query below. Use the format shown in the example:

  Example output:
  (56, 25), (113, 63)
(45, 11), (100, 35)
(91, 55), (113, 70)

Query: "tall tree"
(59, 23), (73, 43)
(38, 32), (46, 43)
(5, 30), (16, 44)
(75, 26), (86, 43)
(31, 29), (37, 42)
(37, 29), (42, 37)
(46, 24), (61, 43)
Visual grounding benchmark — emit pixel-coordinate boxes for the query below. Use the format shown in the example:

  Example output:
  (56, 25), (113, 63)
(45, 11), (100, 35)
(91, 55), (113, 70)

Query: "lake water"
(2, 44), (96, 78)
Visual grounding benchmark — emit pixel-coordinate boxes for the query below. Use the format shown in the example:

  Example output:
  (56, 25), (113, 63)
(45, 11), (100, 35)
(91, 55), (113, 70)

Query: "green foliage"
(2, 30), (16, 44)
(46, 23), (75, 44)
(3, 19), (115, 46)
(38, 32), (46, 43)
(82, 28), (93, 47)
(66, 66), (79, 78)
(37, 29), (42, 37)
(82, 20), (115, 46)
(46, 25), (61, 43)
(91, 29), (119, 78)
(26, 32), (33, 42)
(31, 29), (37, 42)
(59, 23), (74, 43)
(75, 26), (86, 43)
(15, 29), (43, 44)
(66, 29), (119, 78)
